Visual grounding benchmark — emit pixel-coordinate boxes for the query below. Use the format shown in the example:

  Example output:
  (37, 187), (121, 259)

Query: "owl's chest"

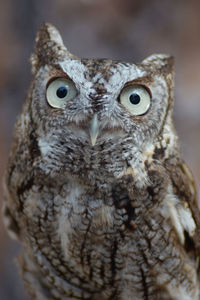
(25, 180), (199, 300)
(55, 183), (135, 293)
(57, 183), (125, 263)
(55, 187), (197, 300)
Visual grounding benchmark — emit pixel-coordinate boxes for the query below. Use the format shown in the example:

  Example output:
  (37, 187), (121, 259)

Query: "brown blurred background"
(0, 0), (200, 299)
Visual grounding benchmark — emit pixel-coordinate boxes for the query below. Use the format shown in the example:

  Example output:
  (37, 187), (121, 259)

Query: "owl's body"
(3, 23), (200, 300)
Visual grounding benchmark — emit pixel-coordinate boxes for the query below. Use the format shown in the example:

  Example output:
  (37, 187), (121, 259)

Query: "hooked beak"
(89, 114), (99, 146)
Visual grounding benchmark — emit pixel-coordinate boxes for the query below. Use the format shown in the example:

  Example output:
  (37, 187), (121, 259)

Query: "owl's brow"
(125, 75), (154, 87)
(47, 65), (72, 82)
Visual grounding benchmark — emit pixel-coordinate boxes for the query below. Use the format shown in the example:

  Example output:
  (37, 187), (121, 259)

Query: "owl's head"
(26, 23), (177, 183)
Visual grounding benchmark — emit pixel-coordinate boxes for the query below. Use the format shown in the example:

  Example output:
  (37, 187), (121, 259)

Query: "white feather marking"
(107, 65), (145, 95)
(162, 189), (196, 245)
(38, 138), (55, 155)
(60, 60), (96, 96)
(176, 204), (196, 237)
(57, 185), (84, 261)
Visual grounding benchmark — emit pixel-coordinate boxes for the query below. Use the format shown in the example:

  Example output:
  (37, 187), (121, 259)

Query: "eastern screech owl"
(3, 23), (200, 300)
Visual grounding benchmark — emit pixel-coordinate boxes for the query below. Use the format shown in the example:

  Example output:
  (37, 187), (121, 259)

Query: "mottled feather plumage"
(3, 23), (200, 300)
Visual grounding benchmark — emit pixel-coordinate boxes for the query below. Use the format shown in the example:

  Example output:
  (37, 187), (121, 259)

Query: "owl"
(3, 23), (200, 300)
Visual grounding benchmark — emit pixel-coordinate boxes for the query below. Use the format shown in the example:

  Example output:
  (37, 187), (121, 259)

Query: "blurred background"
(0, 0), (200, 299)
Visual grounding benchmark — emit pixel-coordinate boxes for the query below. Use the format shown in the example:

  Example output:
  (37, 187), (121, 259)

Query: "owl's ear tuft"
(30, 23), (72, 74)
(142, 54), (174, 75)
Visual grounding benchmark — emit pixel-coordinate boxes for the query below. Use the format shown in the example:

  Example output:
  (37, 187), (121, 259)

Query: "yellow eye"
(46, 78), (77, 108)
(119, 84), (151, 116)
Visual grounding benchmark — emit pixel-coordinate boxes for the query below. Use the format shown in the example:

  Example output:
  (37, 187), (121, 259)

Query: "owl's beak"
(89, 114), (99, 146)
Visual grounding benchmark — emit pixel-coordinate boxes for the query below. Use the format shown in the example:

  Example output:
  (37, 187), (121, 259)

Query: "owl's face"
(27, 23), (175, 184)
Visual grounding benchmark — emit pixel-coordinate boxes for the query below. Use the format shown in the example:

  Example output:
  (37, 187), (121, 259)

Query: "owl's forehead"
(80, 58), (141, 81)
(59, 58), (146, 95)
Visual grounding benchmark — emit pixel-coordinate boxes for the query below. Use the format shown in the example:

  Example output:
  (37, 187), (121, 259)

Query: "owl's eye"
(119, 85), (151, 116)
(46, 78), (77, 108)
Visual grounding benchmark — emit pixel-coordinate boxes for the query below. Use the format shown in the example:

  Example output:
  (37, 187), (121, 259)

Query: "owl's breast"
(46, 180), (198, 300)
(57, 182), (125, 283)
(22, 174), (199, 300)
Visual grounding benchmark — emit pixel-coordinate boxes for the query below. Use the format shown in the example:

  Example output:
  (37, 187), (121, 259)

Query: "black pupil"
(129, 93), (140, 105)
(56, 86), (68, 98)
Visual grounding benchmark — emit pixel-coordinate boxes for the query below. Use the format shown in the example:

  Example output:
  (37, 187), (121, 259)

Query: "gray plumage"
(3, 23), (200, 300)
